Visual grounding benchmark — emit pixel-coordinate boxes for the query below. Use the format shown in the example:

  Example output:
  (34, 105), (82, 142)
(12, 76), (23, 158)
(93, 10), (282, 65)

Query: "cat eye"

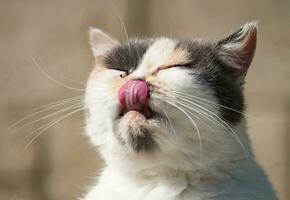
(152, 63), (192, 75)
(107, 67), (129, 78)
(120, 72), (128, 78)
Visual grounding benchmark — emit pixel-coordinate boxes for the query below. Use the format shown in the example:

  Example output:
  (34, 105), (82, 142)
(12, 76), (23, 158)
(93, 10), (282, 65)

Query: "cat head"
(85, 22), (257, 171)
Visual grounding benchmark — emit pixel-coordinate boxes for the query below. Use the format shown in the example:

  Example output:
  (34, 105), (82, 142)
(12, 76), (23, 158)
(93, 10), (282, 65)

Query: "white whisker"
(27, 104), (84, 137)
(155, 90), (248, 156)
(155, 95), (203, 164)
(31, 56), (85, 92)
(162, 109), (177, 136)
(168, 93), (249, 156)
(25, 106), (87, 149)
(110, 0), (131, 53)
(171, 90), (256, 120)
(165, 96), (231, 145)
(18, 101), (84, 130)
(61, 75), (86, 86)
(5, 96), (84, 134)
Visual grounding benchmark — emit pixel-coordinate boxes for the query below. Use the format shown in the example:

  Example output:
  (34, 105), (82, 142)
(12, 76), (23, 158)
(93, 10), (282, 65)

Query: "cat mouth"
(119, 106), (154, 119)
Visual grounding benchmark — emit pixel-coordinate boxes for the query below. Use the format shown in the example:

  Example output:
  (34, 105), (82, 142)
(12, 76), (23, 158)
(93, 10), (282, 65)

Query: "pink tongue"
(118, 80), (149, 112)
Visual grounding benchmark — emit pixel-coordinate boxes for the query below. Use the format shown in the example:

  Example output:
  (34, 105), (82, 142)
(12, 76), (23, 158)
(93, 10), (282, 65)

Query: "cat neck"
(104, 119), (253, 185)
(101, 155), (266, 200)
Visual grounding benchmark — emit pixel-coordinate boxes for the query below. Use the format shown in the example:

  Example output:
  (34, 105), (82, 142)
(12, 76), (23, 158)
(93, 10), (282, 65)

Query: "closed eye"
(107, 66), (128, 73)
(106, 67), (129, 78)
(152, 63), (192, 75)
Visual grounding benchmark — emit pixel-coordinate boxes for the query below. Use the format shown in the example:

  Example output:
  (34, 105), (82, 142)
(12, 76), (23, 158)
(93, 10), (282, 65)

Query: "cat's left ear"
(89, 28), (119, 58)
(218, 21), (257, 83)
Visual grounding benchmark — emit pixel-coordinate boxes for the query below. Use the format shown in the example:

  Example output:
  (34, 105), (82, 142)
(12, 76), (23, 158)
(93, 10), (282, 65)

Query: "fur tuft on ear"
(89, 28), (119, 58)
(218, 21), (257, 81)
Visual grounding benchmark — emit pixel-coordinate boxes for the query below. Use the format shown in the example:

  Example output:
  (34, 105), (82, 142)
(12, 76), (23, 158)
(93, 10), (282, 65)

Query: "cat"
(83, 22), (277, 200)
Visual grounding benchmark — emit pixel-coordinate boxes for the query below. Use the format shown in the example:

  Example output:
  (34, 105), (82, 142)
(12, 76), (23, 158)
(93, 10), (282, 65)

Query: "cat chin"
(121, 110), (147, 122)
(113, 111), (159, 153)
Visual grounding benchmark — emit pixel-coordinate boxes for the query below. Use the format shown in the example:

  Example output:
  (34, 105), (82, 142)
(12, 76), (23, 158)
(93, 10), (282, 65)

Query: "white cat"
(83, 22), (277, 200)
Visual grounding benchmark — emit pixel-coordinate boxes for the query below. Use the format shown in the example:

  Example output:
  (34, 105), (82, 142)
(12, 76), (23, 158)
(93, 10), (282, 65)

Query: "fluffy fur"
(83, 22), (277, 200)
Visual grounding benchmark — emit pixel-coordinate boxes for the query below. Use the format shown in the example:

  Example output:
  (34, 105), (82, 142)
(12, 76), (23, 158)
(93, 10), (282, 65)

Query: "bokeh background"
(0, 0), (289, 199)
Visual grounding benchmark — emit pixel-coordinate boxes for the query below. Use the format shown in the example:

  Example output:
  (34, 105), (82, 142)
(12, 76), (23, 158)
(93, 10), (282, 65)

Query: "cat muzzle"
(118, 80), (152, 118)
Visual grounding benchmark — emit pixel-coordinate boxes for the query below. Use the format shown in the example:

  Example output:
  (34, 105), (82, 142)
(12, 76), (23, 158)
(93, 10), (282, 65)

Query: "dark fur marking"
(176, 40), (244, 124)
(218, 27), (243, 46)
(127, 126), (156, 153)
(103, 40), (152, 73)
(175, 39), (216, 67)
(113, 122), (157, 153)
(197, 58), (244, 124)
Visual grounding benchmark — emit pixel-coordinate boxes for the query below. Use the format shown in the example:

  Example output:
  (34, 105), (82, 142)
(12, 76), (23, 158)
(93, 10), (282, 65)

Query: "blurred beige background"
(0, 0), (289, 200)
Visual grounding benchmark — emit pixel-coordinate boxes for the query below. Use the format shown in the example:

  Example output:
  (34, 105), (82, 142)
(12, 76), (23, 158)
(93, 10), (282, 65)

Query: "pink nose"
(118, 80), (149, 111)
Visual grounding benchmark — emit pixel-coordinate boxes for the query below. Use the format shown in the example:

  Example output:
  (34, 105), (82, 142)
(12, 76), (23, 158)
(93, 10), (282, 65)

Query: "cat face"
(85, 23), (256, 168)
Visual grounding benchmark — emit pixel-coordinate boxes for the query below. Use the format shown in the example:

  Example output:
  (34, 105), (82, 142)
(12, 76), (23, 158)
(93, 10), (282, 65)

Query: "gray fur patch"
(103, 40), (152, 74)
(113, 122), (157, 153)
(175, 39), (244, 124)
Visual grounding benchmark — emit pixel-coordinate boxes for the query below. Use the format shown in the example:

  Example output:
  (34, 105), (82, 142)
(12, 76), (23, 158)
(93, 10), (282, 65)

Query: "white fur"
(83, 37), (277, 200)
(89, 28), (119, 58)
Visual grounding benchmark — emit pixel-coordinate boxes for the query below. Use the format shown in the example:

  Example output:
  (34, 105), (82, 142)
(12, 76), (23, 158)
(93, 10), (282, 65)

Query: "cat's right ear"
(89, 28), (119, 58)
(217, 22), (257, 83)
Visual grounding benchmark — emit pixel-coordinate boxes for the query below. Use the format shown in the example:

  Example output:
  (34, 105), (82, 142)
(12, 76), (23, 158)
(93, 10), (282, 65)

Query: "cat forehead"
(103, 38), (211, 71)
(140, 38), (188, 69)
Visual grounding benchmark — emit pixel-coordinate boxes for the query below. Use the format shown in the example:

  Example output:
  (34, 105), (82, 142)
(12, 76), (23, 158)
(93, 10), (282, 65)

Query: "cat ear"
(218, 21), (257, 82)
(89, 28), (119, 58)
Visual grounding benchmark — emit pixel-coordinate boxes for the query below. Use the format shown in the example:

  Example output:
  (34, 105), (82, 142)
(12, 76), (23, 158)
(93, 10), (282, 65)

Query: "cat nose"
(118, 79), (149, 111)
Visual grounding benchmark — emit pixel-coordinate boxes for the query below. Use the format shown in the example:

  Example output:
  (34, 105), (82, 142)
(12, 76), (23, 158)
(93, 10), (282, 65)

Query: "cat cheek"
(146, 76), (167, 93)
(103, 72), (129, 93)
(154, 68), (180, 83)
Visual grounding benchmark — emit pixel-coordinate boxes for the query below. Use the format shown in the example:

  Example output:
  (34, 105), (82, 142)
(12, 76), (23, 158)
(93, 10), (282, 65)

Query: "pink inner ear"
(230, 27), (257, 76)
